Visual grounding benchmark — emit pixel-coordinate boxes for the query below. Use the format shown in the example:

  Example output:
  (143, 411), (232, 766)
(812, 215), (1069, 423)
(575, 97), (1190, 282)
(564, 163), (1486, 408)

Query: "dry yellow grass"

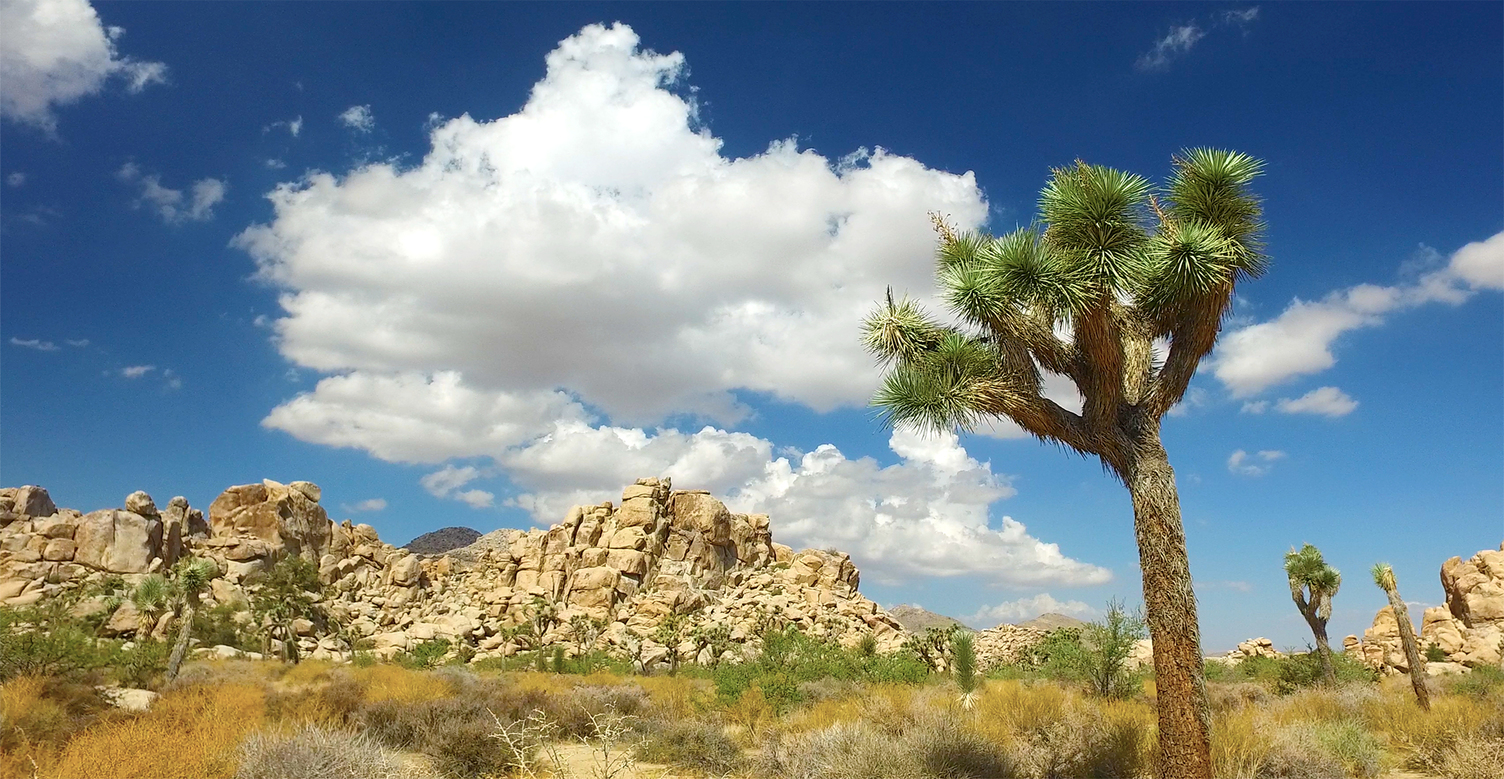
(1, 677), (68, 779)
(631, 675), (708, 719)
(48, 683), (266, 779)
(1211, 707), (1270, 779)
(277, 658), (337, 688)
(350, 664), (451, 704)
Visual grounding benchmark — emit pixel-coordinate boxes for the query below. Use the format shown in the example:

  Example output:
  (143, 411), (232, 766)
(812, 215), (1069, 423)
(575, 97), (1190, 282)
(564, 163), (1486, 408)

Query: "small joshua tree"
(250, 556), (323, 663)
(951, 630), (980, 709)
(165, 557), (220, 682)
(653, 613), (686, 675)
(1372, 563), (1430, 709)
(1284, 544), (1341, 686)
(129, 574), (171, 638)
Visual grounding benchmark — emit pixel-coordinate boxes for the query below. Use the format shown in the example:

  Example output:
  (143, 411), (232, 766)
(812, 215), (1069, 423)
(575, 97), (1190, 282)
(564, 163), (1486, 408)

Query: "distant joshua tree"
(1284, 544), (1340, 686)
(1372, 563), (1430, 710)
(165, 558), (220, 682)
(865, 149), (1267, 778)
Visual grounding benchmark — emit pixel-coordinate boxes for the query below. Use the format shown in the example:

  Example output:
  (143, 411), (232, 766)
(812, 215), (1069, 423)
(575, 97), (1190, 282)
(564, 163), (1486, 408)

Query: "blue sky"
(2, 1), (1499, 652)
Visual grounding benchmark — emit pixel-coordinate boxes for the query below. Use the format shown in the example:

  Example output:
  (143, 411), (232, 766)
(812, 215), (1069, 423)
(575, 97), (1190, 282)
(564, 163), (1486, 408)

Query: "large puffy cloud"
(0, 0), (166, 130)
(1209, 231), (1504, 397)
(239, 23), (987, 429)
(245, 24), (1107, 588)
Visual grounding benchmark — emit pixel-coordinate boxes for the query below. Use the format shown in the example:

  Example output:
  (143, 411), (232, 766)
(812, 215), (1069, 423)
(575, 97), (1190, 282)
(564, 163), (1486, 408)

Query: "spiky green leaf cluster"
(864, 149), (1267, 442)
(1284, 543), (1341, 594)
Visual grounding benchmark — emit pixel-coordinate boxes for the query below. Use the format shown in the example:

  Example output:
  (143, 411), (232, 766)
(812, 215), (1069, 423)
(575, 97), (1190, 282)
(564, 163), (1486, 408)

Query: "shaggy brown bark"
(1299, 608), (1337, 686)
(1123, 432), (1212, 779)
(1382, 584), (1431, 710)
(165, 590), (200, 683)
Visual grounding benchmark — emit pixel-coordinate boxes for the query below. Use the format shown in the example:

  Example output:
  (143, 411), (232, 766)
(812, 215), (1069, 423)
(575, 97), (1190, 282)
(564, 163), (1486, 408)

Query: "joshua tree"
(249, 556), (323, 663)
(864, 149), (1267, 777)
(1284, 544), (1341, 686)
(129, 574), (171, 638)
(1372, 563), (1430, 709)
(165, 558), (220, 682)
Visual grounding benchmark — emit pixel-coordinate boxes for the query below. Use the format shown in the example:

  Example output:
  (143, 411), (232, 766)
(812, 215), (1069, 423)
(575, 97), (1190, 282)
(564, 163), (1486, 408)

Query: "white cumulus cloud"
(117, 163), (226, 223)
(1274, 386), (1358, 417)
(963, 594), (1099, 629)
(1228, 448), (1285, 477)
(1209, 231), (1504, 397)
(0, 0), (167, 131)
(243, 24), (1102, 588)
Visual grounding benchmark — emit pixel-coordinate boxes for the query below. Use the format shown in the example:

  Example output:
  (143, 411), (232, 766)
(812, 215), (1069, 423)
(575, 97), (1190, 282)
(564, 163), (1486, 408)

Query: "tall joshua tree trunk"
(165, 590), (200, 683)
(1374, 564), (1429, 709)
(1285, 543), (1341, 687)
(1304, 613), (1335, 686)
(1126, 431), (1211, 777)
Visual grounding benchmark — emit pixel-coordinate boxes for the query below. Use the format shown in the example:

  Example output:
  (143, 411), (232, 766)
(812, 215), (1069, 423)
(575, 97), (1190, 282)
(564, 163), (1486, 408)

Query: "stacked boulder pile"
(1350, 543), (1504, 674)
(0, 478), (906, 667)
(973, 623), (1050, 670)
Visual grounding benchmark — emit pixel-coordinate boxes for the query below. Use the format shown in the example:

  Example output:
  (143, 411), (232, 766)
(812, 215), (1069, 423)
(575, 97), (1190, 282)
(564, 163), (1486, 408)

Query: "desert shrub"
(905, 711), (1013, 779)
(1, 675), (114, 778)
(1363, 692), (1502, 772)
(192, 604), (254, 652)
(1256, 724), (1346, 779)
(100, 638), (171, 689)
(1424, 642), (1447, 663)
(1313, 720), (1383, 778)
(353, 664), (451, 704)
(359, 695), (510, 778)
(1446, 664), (1504, 700)
(798, 677), (863, 703)
(636, 719), (743, 774)
(1222, 651), (1375, 694)
(397, 638), (452, 670)
(712, 627), (926, 711)
(235, 724), (427, 779)
(50, 683), (266, 779)
(1439, 735), (1504, 779)
(1207, 681), (1272, 712)
(0, 606), (101, 681)
(756, 720), (925, 779)
(1212, 707), (1271, 779)
(1077, 600), (1147, 699)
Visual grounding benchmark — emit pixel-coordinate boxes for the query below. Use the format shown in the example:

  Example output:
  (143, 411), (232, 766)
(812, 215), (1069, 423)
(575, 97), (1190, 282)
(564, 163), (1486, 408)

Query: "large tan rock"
(208, 480), (331, 559)
(1442, 545), (1504, 627)
(74, 509), (162, 573)
(669, 491), (733, 545)
(0, 486), (57, 518)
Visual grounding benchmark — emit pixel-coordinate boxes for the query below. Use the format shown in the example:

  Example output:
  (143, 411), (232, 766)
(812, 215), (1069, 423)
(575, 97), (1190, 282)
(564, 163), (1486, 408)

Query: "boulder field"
(1349, 543), (1504, 674)
(0, 478), (907, 667)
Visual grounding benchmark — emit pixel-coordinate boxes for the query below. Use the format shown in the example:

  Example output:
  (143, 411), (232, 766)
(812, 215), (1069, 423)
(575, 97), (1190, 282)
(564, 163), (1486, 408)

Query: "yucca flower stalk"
(1372, 563), (1430, 709)
(864, 149), (1267, 778)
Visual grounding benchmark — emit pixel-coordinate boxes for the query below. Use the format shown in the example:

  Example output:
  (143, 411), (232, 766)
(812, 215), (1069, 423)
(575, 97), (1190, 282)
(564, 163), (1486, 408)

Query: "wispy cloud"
(342, 498), (387, 512)
(116, 163), (226, 223)
(1136, 24), (1206, 72)
(338, 104), (374, 133)
(1228, 448), (1285, 477)
(9, 337), (58, 351)
(65, 338), (89, 347)
(121, 364), (155, 378)
(420, 464), (495, 509)
(5, 172), (24, 187)
(265, 115), (302, 137)
(1136, 6), (1260, 72)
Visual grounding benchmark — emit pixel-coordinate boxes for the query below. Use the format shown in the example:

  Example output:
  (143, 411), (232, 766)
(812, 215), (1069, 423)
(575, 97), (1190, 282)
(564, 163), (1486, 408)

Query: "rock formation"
(1352, 543), (1504, 673)
(403, 526), (482, 555)
(973, 623), (1050, 669)
(0, 478), (907, 668)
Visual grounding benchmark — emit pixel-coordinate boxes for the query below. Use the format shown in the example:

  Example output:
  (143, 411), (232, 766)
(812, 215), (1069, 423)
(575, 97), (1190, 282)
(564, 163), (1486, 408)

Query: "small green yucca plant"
(952, 631), (979, 710)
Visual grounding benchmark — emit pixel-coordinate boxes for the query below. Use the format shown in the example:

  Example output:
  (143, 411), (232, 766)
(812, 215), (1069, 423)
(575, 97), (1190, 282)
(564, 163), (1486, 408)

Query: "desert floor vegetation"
(4, 607), (1502, 779)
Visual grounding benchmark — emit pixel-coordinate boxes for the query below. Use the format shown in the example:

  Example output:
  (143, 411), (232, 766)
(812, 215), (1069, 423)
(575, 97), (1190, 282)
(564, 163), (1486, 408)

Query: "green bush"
(1424, 642), (1447, 663)
(712, 626), (929, 711)
(0, 605), (100, 681)
(396, 638), (452, 670)
(1206, 649), (1376, 693)
(192, 603), (254, 651)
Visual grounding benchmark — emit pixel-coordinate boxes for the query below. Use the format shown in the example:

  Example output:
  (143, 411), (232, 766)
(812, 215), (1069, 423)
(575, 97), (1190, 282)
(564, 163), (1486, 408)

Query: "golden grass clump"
(1, 677), (67, 779)
(50, 683), (266, 779)
(631, 674), (709, 720)
(277, 659), (337, 688)
(351, 665), (451, 704)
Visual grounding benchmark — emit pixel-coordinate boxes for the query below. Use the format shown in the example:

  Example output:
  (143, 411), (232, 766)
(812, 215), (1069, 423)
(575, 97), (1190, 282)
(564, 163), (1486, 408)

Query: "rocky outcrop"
(404, 527), (482, 555)
(974, 623), (1049, 669)
(0, 478), (907, 668)
(1354, 543), (1504, 673)
(888, 605), (970, 635)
